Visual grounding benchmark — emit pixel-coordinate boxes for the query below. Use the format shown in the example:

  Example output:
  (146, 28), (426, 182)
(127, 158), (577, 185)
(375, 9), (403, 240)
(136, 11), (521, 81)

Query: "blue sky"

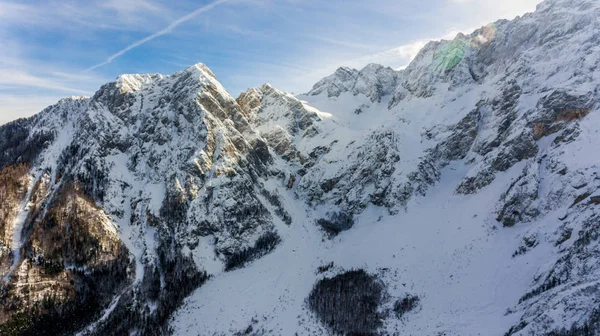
(0, 0), (541, 124)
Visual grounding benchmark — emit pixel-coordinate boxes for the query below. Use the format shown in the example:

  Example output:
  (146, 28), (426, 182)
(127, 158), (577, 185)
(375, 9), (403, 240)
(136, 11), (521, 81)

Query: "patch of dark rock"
(0, 188), (133, 336)
(225, 231), (282, 271)
(571, 192), (592, 207)
(589, 196), (600, 205)
(317, 212), (354, 236)
(160, 186), (189, 225)
(306, 144), (335, 164)
(521, 215), (600, 308)
(547, 306), (600, 336)
(455, 169), (496, 195)
(497, 190), (540, 228)
(0, 119), (55, 171)
(502, 217), (517, 228)
(89, 239), (209, 336)
(498, 201), (527, 228)
(370, 185), (391, 207)
(512, 235), (538, 257)
(572, 215), (600, 249)
(320, 176), (342, 193)
(0, 293), (107, 336)
(504, 321), (529, 336)
(532, 90), (592, 140)
(261, 189), (292, 225)
(232, 317), (266, 336)
(56, 144), (110, 203)
(435, 109), (480, 162)
(518, 274), (564, 304)
(491, 133), (538, 172)
(555, 228), (573, 246)
(286, 175), (296, 190)
(247, 139), (273, 167)
(307, 269), (385, 336)
(552, 126), (581, 146)
(406, 158), (440, 197)
(393, 294), (420, 319)
(317, 262), (335, 274)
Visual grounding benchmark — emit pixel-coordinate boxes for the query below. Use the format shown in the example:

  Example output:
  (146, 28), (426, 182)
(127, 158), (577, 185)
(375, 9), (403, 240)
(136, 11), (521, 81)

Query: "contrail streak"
(86, 0), (230, 72)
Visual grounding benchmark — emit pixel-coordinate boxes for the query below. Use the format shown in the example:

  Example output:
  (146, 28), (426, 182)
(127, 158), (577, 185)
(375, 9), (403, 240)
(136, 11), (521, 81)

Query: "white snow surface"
(171, 0), (600, 334)
(4, 0), (600, 334)
(173, 162), (542, 335)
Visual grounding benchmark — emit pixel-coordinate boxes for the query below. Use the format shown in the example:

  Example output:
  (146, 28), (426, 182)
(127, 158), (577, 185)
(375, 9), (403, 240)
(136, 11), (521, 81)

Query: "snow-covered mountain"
(1, 0), (600, 334)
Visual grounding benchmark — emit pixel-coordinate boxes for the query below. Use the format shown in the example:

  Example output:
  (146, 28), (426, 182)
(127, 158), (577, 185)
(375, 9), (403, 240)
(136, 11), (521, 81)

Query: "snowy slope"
(173, 161), (535, 335)
(173, 0), (600, 335)
(1, 0), (600, 335)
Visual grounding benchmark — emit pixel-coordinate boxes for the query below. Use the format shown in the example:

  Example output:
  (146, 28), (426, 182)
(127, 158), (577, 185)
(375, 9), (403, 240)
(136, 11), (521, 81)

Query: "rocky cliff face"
(0, 64), (299, 335)
(1, 0), (600, 335)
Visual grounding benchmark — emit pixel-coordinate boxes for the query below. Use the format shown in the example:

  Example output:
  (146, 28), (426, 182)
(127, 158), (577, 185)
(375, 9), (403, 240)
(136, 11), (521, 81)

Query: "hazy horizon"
(0, 0), (540, 124)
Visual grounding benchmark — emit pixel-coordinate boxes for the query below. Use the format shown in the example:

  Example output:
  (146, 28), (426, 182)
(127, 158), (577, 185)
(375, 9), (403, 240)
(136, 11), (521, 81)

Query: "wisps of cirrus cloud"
(0, 40), (106, 123)
(257, 28), (468, 95)
(0, 0), (239, 124)
(0, 0), (170, 32)
(85, 0), (232, 71)
(0, 0), (170, 123)
(233, 0), (540, 94)
(0, 0), (543, 125)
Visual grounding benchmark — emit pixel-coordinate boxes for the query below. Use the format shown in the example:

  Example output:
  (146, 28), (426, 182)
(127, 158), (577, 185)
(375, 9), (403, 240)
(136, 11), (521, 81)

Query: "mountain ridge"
(1, 0), (600, 334)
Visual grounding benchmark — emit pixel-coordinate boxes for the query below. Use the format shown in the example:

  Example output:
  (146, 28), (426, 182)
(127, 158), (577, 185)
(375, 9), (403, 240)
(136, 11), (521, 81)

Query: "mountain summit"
(1, 0), (600, 335)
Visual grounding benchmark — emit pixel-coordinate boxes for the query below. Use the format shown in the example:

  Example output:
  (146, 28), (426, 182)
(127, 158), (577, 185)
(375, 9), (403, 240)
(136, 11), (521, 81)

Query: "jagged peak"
(260, 83), (277, 92)
(28, 95), (92, 129)
(4, 0), (600, 335)
(114, 73), (162, 94)
(359, 63), (394, 73)
(57, 96), (90, 103)
(315, 66), (360, 84)
(41, 96), (90, 114)
(176, 63), (236, 104)
(319, 64), (396, 81)
(334, 66), (359, 75)
(180, 62), (218, 81)
(260, 83), (295, 98)
(239, 83), (294, 105)
(307, 62), (399, 102)
(307, 67), (358, 97)
(111, 63), (220, 96)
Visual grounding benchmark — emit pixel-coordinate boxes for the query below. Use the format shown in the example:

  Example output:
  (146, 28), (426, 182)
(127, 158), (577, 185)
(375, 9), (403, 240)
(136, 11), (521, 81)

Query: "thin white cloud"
(351, 28), (471, 71)
(309, 35), (382, 50)
(0, 68), (92, 94)
(0, 34), (103, 94)
(258, 0), (540, 95)
(343, 40), (430, 70)
(102, 0), (163, 15)
(0, 0), (544, 125)
(446, 0), (540, 21)
(0, 94), (65, 125)
(0, 31), (105, 125)
(263, 28), (474, 95)
(86, 0), (232, 71)
(0, 1), (167, 32)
